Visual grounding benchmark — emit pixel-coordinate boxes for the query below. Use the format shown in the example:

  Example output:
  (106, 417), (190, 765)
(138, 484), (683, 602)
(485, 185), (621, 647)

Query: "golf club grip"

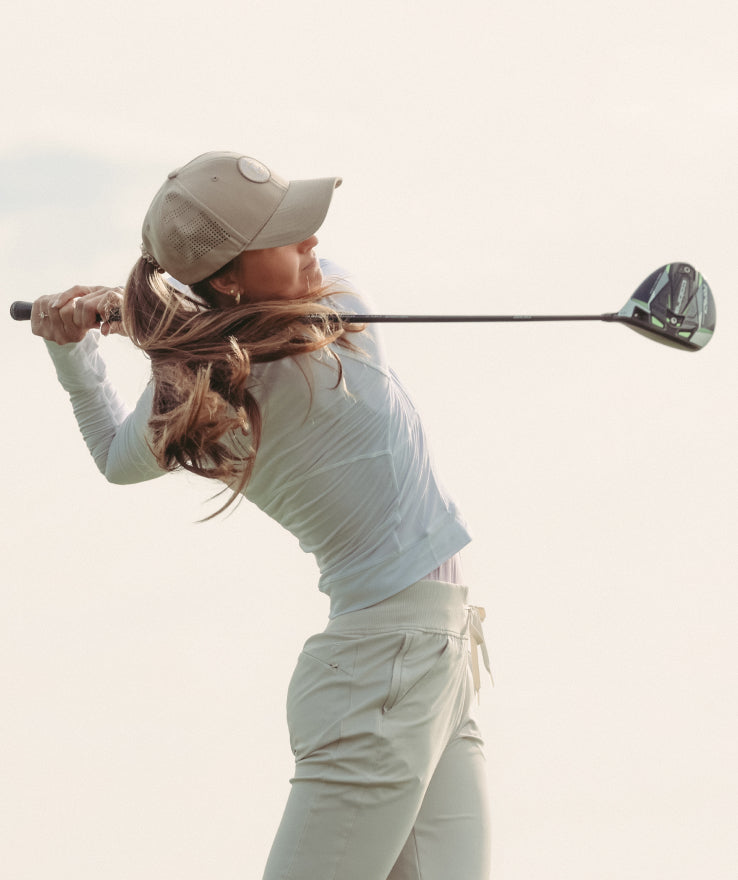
(10, 300), (117, 323)
(10, 300), (612, 325)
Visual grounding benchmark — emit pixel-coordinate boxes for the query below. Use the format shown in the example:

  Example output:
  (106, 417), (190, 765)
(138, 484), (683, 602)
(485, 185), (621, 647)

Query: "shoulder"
(318, 258), (390, 374)
(319, 259), (377, 314)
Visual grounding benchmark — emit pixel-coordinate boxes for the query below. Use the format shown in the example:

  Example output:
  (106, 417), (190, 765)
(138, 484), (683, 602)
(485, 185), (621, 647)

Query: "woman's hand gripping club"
(31, 285), (125, 345)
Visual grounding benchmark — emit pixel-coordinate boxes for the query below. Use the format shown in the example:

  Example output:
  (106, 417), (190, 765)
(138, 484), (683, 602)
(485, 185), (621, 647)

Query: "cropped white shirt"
(45, 261), (471, 616)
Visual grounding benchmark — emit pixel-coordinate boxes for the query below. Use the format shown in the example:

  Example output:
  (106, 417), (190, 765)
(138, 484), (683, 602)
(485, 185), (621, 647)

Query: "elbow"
(103, 452), (167, 485)
(100, 455), (131, 485)
(104, 467), (132, 485)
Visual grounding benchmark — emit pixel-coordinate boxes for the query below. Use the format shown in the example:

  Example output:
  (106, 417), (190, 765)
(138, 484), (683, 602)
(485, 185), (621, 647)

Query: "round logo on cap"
(238, 157), (271, 184)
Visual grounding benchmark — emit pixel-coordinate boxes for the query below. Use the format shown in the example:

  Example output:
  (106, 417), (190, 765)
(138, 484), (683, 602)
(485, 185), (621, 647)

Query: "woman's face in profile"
(236, 235), (323, 303)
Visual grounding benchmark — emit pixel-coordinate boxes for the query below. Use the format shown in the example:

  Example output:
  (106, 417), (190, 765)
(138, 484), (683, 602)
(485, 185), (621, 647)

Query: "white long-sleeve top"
(45, 261), (471, 616)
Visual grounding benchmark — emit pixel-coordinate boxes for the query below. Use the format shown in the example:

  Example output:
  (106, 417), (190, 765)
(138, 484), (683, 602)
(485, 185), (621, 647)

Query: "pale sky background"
(1, 1), (736, 878)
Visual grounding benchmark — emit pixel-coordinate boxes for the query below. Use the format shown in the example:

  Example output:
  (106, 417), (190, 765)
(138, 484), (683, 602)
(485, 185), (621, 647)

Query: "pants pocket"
(286, 640), (356, 761)
(382, 632), (451, 714)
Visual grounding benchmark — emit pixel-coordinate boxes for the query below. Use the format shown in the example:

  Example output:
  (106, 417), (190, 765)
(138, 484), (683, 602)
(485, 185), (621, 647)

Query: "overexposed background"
(1, 1), (736, 878)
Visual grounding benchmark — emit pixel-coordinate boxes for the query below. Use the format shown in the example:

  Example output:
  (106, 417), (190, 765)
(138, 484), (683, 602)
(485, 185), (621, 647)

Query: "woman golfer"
(31, 151), (492, 880)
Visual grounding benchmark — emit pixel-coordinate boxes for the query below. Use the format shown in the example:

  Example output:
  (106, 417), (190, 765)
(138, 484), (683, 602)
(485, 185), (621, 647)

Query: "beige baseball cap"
(141, 151), (342, 284)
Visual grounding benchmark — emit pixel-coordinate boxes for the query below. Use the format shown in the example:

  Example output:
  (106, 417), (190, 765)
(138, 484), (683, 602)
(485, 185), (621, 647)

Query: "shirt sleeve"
(44, 333), (165, 484)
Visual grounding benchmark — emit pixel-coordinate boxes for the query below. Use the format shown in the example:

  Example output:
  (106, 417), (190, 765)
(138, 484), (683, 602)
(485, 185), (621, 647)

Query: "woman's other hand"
(31, 285), (125, 344)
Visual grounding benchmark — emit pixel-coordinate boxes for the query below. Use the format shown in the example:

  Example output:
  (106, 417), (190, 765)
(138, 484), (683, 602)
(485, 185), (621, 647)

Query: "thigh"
(262, 629), (470, 880)
(262, 772), (419, 880)
(388, 710), (491, 880)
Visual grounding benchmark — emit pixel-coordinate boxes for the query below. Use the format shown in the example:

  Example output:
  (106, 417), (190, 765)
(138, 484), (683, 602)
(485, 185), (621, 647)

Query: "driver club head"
(615, 262), (716, 352)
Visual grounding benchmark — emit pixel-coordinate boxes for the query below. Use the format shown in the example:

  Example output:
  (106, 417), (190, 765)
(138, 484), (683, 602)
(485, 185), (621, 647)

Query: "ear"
(208, 267), (241, 296)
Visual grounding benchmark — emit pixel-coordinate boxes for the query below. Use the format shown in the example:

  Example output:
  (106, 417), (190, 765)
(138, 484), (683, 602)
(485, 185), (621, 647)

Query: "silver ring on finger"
(39, 310), (48, 319)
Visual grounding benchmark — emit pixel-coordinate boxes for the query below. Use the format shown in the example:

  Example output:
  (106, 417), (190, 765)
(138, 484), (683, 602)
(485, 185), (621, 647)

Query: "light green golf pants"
(262, 580), (492, 880)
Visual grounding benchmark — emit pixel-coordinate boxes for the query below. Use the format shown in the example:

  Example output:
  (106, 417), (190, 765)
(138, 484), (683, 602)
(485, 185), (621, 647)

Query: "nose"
(298, 235), (318, 251)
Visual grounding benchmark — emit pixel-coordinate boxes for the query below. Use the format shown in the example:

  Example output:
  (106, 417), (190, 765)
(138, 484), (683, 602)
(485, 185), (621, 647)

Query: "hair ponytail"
(123, 257), (360, 517)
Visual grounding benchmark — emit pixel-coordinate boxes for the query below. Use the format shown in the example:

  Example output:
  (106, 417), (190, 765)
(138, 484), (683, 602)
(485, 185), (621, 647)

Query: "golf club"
(10, 262), (716, 352)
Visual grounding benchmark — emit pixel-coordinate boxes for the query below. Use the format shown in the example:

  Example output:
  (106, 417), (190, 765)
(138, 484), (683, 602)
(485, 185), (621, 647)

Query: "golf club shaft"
(9, 300), (616, 324)
(327, 313), (617, 323)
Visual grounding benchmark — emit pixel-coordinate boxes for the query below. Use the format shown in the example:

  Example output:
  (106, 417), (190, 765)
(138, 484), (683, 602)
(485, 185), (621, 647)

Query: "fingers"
(31, 285), (124, 345)
(72, 291), (101, 329)
(97, 287), (126, 336)
(31, 294), (83, 344)
(32, 286), (91, 345)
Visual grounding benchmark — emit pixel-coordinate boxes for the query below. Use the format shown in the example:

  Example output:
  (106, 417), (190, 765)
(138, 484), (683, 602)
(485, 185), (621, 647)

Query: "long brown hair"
(123, 257), (360, 517)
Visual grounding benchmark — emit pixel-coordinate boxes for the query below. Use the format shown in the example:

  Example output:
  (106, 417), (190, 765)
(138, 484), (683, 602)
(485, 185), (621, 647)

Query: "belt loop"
(466, 605), (494, 699)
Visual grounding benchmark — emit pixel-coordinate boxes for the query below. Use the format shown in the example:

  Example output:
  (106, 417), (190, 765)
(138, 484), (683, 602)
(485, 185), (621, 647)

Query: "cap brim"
(248, 177), (341, 250)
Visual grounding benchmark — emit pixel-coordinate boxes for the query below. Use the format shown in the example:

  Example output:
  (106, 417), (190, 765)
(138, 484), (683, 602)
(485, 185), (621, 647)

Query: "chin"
(306, 265), (324, 291)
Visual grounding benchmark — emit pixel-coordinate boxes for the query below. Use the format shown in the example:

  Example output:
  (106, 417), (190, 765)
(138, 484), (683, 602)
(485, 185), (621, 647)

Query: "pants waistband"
(325, 580), (493, 697)
(325, 580), (471, 637)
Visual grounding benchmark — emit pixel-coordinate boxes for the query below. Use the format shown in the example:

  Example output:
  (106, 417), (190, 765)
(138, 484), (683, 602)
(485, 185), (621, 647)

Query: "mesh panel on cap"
(162, 191), (231, 265)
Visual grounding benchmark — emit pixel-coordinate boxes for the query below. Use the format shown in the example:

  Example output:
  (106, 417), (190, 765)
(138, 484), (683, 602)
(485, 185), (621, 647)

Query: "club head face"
(615, 263), (716, 352)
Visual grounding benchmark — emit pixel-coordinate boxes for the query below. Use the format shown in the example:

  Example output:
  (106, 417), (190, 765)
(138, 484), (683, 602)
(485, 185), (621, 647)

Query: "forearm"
(45, 334), (163, 483)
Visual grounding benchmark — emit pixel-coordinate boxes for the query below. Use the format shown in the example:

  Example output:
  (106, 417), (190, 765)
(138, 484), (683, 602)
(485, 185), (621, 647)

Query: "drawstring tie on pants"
(466, 605), (494, 697)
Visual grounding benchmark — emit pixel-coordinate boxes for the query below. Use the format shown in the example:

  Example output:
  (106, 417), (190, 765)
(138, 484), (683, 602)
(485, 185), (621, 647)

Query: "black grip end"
(10, 301), (33, 320)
